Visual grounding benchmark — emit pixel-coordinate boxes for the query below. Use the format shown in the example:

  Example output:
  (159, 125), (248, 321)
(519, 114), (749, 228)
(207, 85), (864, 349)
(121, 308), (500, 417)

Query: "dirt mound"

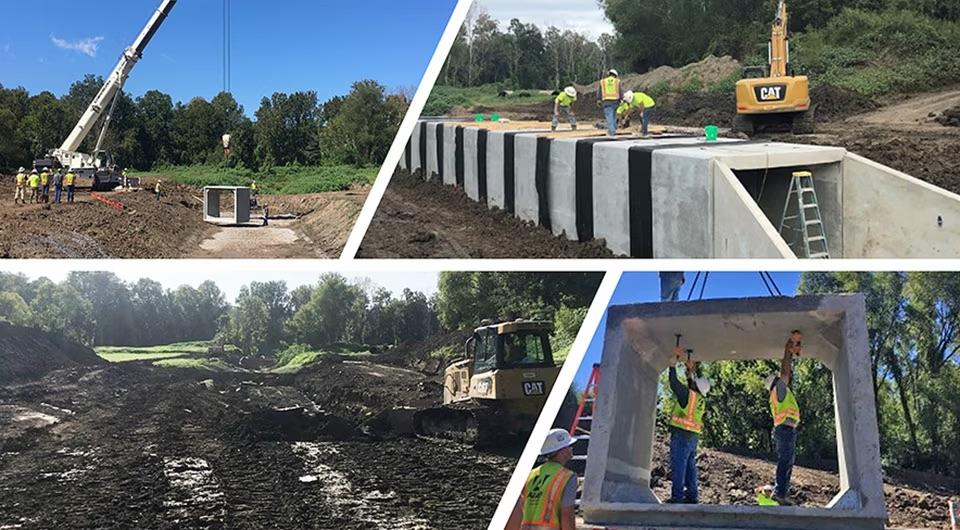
(580, 55), (741, 94)
(0, 323), (104, 382)
(811, 84), (879, 121)
(359, 170), (616, 258)
(935, 105), (960, 127)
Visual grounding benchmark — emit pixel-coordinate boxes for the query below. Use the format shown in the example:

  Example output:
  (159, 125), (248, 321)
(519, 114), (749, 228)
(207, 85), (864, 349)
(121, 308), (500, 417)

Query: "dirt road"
(0, 181), (365, 258)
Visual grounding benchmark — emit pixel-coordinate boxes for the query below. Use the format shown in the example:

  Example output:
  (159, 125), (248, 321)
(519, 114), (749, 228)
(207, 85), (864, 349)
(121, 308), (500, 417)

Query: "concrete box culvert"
(582, 294), (885, 530)
(400, 119), (960, 258)
(203, 186), (252, 226)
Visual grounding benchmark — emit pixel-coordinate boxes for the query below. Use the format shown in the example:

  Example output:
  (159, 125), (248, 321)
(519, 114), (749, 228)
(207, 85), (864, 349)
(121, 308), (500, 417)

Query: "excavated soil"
(0, 323), (104, 382)
(0, 178), (365, 258)
(0, 329), (518, 529)
(357, 170), (614, 258)
(936, 106), (960, 127)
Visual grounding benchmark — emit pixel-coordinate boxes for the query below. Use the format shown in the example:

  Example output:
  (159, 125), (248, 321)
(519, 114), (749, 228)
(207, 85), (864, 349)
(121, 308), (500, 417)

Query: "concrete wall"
(582, 295), (886, 530)
(842, 153), (960, 258)
(713, 162), (794, 258)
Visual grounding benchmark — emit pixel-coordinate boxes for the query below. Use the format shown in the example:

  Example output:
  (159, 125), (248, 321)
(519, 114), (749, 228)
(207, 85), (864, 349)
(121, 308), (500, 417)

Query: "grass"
(152, 357), (234, 371)
(130, 164), (377, 195)
(97, 341), (210, 363)
(272, 343), (372, 373)
(424, 84), (555, 115)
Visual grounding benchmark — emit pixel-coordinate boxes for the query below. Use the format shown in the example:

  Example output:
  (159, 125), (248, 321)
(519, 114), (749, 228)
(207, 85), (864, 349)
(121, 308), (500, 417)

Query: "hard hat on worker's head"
(18, 167), (25, 172)
(764, 374), (778, 391)
(540, 428), (576, 456)
(564, 86), (577, 98)
(608, 69), (619, 77)
(623, 90), (634, 102)
(31, 169), (38, 173)
(695, 377), (711, 397)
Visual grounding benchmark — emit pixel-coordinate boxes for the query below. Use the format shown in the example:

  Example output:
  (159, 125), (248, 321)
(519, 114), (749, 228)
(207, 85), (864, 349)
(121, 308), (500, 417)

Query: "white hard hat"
(18, 167), (25, 172)
(564, 86), (577, 98)
(764, 374), (777, 391)
(623, 90), (634, 102)
(695, 377), (711, 397)
(540, 428), (576, 456)
(608, 69), (619, 77)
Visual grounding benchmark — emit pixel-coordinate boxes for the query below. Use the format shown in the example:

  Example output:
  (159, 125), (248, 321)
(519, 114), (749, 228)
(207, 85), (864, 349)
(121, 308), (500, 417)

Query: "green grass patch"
(130, 164), (377, 195)
(152, 357), (234, 371)
(272, 343), (371, 373)
(424, 84), (555, 115)
(97, 341), (210, 363)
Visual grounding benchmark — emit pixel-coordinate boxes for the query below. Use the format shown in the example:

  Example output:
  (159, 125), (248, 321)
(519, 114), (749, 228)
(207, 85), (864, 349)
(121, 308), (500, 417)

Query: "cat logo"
(755, 85), (787, 102)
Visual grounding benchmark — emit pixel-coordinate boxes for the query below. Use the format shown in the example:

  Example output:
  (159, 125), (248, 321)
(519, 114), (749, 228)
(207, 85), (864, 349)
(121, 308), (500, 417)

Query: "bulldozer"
(413, 318), (563, 446)
(733, 0), (814, 135)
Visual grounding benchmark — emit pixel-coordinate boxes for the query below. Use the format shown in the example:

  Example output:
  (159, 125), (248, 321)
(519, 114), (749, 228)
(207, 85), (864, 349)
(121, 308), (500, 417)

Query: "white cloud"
(50, 35), (105, 57)
(473, 0), (615, 38)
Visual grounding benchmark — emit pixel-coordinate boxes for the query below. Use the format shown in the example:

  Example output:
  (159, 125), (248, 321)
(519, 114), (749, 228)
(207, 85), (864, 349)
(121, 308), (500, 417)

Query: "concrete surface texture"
(582, 294), (886, 530)
(400, 119), (960, 258)
(203, 186), (251, 225)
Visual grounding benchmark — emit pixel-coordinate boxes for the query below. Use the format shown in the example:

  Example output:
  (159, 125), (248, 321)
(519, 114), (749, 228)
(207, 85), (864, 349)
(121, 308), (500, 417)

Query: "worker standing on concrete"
(506, 428), (578, 530)
(597, 69), (623, 137)
(666, 345), (710, 504)
(618, 90), (656, 136)
(552, 86), (578, 132)
(762, 331), (802, 506)
(39, 168), (50, 203)
(52, 168), (64, 204)
(155, 179), (162, 201)
(28, 169), (40, 204)
(64, 168), (76, 203)
(14, 167), (26, 204)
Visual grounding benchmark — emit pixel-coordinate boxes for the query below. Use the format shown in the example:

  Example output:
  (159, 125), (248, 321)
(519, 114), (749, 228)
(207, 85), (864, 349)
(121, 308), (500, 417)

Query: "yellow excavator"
(734, 0), (814, 135)
(413, 318), (566, 446)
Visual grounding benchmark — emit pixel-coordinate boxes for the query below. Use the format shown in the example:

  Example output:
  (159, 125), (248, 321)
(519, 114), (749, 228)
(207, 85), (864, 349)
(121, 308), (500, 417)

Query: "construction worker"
(597, 69), (623, 136)
(52, 168), (64, 204)
(122, 168), (128, 188)
(155, 179), (162, 201)
(28, 169), (40, 204)
(618, 90), (656, 136)
(760, 330), (803, 506)
(64, 168), (76, 203)
(14, 167), (26, 204)
(666, 345), (710, 504)
(551, 86), (578, 132)
(506, 428), (577, 530)
(39, 168), (50, 203)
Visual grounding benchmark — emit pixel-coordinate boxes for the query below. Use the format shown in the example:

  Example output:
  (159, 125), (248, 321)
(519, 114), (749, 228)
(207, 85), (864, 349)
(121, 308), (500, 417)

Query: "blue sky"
(573, 272), (802, 389)
(0, 1), (456, 116)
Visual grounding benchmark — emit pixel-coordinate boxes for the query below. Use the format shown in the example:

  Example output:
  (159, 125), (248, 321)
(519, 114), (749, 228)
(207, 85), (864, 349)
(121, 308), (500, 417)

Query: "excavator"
(733, 0), (814, 135)
(33, 0), (177, 190)
(413, 318), (571, 447)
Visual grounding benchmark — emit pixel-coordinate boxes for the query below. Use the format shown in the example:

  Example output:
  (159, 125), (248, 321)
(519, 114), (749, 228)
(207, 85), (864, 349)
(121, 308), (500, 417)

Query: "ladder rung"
(806, 236), (825, 242)
(804, 220), (822, 226)
(808, 252), (830, 258)
(578, 416), (593, 421)
(800, 188), (816, 193)
(571, 455), (588, 461)
(573, 434), (591, 441)
(802, 204), (818, 209)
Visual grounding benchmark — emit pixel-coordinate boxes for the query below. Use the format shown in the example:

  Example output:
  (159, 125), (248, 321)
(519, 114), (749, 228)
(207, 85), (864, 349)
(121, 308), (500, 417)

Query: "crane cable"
(684, 272), (783, 300)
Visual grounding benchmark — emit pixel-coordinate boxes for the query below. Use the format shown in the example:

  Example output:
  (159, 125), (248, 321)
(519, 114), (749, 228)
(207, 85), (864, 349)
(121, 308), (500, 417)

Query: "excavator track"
(413, 402), (499, 447)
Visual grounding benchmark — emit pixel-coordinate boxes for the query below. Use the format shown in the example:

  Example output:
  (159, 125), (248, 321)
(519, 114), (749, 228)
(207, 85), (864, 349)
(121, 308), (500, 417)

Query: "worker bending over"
(552, 86), (578, 132)
(761, 330), (802, 506)
(666, 345), (710, 504)
(13, 167), (26, 204)
(507, 428), (577, 530)
(618, 90), (656, 136)
(597, 69), (623, 136)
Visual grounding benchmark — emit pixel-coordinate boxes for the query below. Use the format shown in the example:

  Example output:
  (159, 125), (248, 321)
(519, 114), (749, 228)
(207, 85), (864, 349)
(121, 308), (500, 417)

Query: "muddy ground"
(0, 177), (366, 259)
(0, 326), (517, 529)
(361, 86), (960, 258)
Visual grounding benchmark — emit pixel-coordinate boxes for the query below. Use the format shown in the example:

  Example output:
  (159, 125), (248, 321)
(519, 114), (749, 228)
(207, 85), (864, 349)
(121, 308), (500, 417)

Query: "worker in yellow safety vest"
(760, 330), (803, 506)
(28, 169), (40, 204)
(597, 69), (623, 137)
(39, 169), (50, 203)
(506, 428), (578, 530)
(552, 86), (578, 132)
(14, 167), (26, 204)
(155, 179), (162, 201)
(64, 169), (77, 203)
(665, 344), (710, 503)
(617, 90), (657, 136)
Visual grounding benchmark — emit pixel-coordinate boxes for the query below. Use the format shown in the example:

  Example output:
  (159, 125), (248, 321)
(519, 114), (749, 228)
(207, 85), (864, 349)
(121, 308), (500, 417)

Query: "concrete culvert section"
(400, 119), (960, 258)
(583, 294), (885, 530)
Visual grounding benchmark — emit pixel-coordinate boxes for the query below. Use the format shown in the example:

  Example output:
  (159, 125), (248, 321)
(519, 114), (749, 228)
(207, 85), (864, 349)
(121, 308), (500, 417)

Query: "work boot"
(773, 494), (794, 506)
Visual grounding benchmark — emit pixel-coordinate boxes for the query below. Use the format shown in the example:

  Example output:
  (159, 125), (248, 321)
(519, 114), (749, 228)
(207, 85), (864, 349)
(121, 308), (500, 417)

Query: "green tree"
(0, 292), (33, 326)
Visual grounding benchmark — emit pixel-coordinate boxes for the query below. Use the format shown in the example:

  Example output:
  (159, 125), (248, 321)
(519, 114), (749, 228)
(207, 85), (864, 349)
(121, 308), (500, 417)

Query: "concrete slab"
(203, 186), (252, 226)
(583, 294), (885, 530)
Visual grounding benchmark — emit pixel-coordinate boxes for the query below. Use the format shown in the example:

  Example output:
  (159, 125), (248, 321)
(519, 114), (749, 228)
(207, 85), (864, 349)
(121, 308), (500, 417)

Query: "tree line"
(0, 271), (601, 358)
(0, 77), (407, 173)
(694, 272), (960, 477)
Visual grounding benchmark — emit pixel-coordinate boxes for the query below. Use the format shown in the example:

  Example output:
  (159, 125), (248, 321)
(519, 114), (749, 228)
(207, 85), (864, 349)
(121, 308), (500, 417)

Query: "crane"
(35, 0), (177, 190)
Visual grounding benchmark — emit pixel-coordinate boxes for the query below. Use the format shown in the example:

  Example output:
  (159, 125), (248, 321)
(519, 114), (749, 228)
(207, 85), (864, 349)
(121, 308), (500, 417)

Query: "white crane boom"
(52, 0), (177, 170)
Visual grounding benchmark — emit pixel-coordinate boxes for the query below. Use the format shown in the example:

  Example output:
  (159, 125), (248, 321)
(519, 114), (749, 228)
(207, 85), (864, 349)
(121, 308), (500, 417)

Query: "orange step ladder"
(568, 363), (600, 475)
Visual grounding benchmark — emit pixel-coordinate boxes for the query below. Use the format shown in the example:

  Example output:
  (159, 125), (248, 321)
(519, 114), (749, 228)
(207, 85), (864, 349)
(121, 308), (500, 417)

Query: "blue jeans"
(66, 185), (75, 203)
(603, 101), (618, 136)
(773, 424), (797, 498)
(669, 428), (699, 503)
(641, 108), (654, 135)
(54, 185), (62, 203)
(552, 106), (577, 131)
